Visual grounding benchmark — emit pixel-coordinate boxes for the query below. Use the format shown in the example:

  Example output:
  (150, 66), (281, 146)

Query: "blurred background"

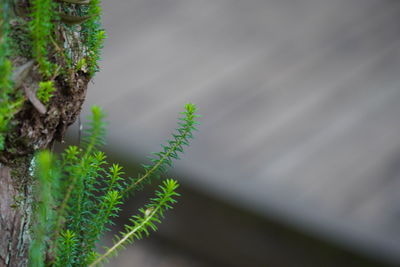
(75, 0), (400, 266)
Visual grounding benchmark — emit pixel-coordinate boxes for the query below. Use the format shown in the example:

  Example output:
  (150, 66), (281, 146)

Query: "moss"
(0, 4), (24, 151)
(81, 0), (105, 75)
(11, 194), (25, 209)
(37, 81), (56, 104)
(9, 19), (33, 58)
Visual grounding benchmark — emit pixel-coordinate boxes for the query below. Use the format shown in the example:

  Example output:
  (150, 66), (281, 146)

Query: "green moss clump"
(9, 18), (33, 58)
(37, 81), (56, 104)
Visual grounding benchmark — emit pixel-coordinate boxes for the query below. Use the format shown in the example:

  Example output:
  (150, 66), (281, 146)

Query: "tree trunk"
(0, 157), (33, 267)
(0, 0), (93, 265)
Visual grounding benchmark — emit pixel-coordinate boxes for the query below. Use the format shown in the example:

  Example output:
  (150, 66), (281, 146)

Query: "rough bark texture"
(1, 65), (90, 163)
(0, 157), (33, 267)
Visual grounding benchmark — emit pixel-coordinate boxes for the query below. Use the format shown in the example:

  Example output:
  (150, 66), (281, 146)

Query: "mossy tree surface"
(0, 0), (104, 265)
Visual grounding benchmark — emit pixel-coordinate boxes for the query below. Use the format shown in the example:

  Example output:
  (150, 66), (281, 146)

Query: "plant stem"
(88, 206), (159, 267)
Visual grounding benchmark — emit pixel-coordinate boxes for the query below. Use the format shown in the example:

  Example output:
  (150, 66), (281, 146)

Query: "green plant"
(82, 0), (106, 75)
(0, 0), (106, 152)
(37, 81), (56, 104)
(0, 0), (196, 265)
(29, 151), (59, 266)
(29, 104), (199, 266)
(29, 0), (106, 78)
(29, 0), (56, 78)
(0, 5), (23, 150)
(90, 179), (180, 266)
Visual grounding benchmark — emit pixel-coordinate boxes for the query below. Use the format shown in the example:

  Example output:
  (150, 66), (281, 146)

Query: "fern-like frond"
(29, 104), (199, 266)
(54, 230), (78, 267)
(51, 149), (109, 265)
(82, 105), (107, 156)
(100, 163), (125, 194)
(82, 0), (106, 75)
(81, 190), (123, 265)
(51, 145), (81, 237)
(29, 0), (56, 78)
(122, 103), (199, 196)
(67, 153), (105, 231)
(29, 151), (60, 267)
(51, 107), (108, 256)
(89, 179), (180, 267)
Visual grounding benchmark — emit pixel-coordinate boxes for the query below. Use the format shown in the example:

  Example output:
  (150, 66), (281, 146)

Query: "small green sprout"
(37, 81), (56, 104)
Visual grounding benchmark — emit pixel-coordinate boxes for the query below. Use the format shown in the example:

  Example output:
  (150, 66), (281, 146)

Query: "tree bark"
(0, 157), (32, 267)
(0, 0), (92, 265)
